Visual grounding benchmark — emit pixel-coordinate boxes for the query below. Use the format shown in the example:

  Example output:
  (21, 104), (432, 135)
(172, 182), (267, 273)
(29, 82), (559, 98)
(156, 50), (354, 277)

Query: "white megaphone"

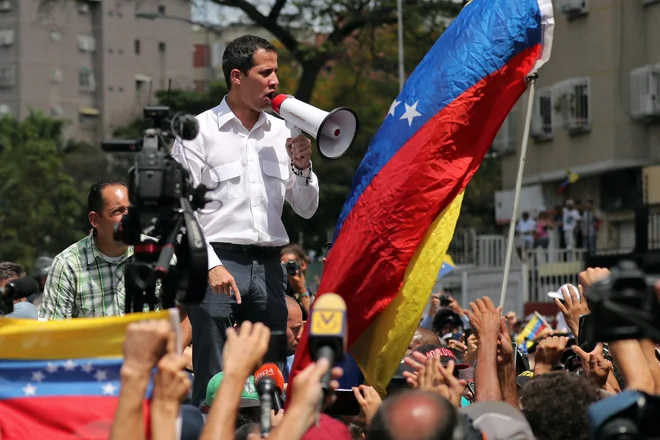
(271, 94), (359, 159)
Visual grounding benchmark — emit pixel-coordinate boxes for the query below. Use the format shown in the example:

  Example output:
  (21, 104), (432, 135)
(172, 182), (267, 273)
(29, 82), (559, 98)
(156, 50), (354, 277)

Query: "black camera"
(440, 293), (452, 307)
(286, 259), (299, 276)
(584, 260), (660, 342)
(101, 106), (209, 313)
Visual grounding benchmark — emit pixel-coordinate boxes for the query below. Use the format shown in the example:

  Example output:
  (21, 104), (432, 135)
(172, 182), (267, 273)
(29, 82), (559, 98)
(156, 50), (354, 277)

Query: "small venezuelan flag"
(515, 312), (550, 352)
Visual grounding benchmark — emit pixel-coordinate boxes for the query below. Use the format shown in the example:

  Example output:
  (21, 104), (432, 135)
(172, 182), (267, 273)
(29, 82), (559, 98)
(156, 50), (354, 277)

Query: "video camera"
(583, 260), (660, 342)
(101, 106), (209, 313)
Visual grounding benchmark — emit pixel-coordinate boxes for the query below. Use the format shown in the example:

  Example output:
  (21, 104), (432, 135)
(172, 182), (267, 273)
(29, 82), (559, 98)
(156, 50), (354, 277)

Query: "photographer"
(171, 35), (319, 407)
(280, 244), (311, 318)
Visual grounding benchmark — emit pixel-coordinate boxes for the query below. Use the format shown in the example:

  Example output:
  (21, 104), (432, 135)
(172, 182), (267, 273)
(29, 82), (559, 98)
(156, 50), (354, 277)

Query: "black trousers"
(186, 243), (288, 407)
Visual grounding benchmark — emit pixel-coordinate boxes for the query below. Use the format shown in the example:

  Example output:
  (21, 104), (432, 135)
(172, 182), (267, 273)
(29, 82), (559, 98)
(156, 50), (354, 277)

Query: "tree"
(0, 113), (89, 270)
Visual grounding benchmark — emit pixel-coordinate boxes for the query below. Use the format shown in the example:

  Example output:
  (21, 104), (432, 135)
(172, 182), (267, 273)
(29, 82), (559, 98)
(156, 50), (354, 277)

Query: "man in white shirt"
(562, 199), (581, 250)
(171, 35), (319, 406)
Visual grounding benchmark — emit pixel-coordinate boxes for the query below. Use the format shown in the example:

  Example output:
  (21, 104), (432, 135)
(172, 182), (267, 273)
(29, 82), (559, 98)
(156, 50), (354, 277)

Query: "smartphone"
(464, 328), (473, 341)
(578, 313), (594, 349)
(263, 330), (288, 364)
(324, 389), (361, 416)
(512, 342), (518, 373)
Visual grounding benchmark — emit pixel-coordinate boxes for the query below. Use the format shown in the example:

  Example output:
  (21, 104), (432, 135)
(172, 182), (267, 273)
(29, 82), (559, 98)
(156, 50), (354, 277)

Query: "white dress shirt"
(171, 97), (320, 270)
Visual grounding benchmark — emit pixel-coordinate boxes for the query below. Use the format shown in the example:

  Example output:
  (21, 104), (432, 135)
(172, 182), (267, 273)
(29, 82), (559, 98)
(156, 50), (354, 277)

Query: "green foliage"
(0, 112), (89, 270)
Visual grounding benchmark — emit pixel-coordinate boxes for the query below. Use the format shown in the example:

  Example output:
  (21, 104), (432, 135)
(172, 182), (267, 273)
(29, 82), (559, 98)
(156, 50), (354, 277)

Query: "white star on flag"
(81, 363), (94, 373)
(94, 370), (108, 382)
(45, 362), (58, 374)
(31, 371), (45, 383)
(388, 99), (401, 117)
(63, 360), (77, 371)
(23, 383), (37, 396)
(102, 382), (117, 396)
(400, 101), (422, 127)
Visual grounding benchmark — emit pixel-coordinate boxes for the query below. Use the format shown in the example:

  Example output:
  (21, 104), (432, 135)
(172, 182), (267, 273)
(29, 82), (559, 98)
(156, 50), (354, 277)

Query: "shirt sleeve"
(285, 162), (320, 219)
(171, 135), (222, 270)
(38, 256), (75, 320)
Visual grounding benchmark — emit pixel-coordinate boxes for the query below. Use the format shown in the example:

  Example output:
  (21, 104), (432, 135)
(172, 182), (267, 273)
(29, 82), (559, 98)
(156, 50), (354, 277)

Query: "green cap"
(205, 373), (260, 408)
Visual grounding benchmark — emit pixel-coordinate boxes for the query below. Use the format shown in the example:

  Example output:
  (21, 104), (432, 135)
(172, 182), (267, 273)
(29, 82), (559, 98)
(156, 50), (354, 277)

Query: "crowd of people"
(2, 34), (659, 440)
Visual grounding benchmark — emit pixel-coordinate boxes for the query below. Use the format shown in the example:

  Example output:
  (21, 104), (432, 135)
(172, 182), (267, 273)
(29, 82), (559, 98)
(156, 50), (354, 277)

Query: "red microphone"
(254, 363), (285, 412)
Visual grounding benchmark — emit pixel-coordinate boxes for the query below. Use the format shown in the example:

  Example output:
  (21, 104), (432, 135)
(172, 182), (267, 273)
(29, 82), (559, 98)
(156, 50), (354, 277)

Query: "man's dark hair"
(222, 35), (277, 90)
(87, 180), (126, 213)
(432, 309), (463, 337)
(367, 390), (457, 440)
(281, 244), (307, 263)
(521, 371), (600, 440)
(0, 262), (26, 284)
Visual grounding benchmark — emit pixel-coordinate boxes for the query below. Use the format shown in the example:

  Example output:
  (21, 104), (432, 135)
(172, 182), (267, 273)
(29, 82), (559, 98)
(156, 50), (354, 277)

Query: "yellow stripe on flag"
(0, 310), (174, 360)
(350, 191), (465, 395)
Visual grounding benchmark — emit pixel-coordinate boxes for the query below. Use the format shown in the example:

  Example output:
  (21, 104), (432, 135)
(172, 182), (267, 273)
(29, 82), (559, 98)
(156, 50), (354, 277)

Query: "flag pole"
(499, 73), (538, 309)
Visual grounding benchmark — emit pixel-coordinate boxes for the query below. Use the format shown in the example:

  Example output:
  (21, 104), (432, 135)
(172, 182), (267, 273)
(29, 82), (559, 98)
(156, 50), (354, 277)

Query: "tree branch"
(326, 6), (398, 46)
(213, 0), (299, 53)
(268, 0), (287, 20)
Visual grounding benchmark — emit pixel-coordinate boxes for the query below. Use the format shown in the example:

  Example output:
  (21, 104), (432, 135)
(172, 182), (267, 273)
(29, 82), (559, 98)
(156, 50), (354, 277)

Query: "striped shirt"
(39, 233), (134, 319)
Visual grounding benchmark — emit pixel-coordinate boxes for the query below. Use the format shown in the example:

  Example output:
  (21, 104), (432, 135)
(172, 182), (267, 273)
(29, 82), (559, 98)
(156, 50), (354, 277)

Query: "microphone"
(308, 293), (347, 389)
(256, 377), (275, 437)
(172, 113), (200, 141)
(255, 363), (285, 412)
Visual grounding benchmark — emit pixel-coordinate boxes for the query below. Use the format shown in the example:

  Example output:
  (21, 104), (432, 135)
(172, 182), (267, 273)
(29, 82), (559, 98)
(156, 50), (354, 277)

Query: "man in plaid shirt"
(39, 180), (132, 319)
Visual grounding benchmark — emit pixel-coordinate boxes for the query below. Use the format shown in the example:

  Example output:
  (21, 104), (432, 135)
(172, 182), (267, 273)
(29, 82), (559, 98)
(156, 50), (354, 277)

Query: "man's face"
(286, 304), (303, 356)
(90, 185), (129, 241)
(237, 49), (279, 112)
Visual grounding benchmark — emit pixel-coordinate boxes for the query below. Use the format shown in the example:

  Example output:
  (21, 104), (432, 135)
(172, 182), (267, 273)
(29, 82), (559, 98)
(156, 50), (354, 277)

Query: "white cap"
(547, 283), (580, 301)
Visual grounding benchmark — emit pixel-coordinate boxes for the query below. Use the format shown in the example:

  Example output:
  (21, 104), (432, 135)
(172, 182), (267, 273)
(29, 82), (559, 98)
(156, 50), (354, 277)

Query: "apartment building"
(492, 0), (660, 251)
(0, 0), (193, 143)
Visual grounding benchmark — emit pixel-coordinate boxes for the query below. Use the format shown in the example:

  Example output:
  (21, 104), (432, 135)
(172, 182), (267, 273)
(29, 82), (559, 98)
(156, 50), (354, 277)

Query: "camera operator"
(0, 262), (38, 319)
(171, 35), (319, 406)
(280, 244), (311, 318)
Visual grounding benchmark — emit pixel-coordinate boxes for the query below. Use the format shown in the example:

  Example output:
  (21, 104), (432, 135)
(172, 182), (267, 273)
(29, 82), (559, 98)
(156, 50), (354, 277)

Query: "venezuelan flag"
(290, 0), (555, 394)
(515, 312), (550, 352)
(0, 311), (179, 439)
(558, 169), (579, 194)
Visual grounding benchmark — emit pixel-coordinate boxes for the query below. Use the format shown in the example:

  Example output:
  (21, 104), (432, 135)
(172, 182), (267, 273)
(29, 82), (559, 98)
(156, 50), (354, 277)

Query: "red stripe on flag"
(290, 44), (542, 385)
(0, 396), (151, 440)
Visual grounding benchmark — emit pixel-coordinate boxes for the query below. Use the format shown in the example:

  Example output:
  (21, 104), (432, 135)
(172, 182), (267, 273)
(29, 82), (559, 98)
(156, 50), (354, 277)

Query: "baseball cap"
(548, 283), (580, 301)
(205, 372), (260, 408)
(516, 370), (534, 388)
(461, 401), (536, 440)
(413, 344), (470, 369)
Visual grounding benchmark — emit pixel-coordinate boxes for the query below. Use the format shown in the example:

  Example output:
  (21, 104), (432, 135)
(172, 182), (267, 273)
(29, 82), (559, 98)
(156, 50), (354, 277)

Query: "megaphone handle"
(286, 121), (303, 138)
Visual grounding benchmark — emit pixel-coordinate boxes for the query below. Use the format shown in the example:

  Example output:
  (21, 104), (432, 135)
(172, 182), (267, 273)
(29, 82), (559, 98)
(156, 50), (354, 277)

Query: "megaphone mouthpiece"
(270, 94), (359, 160)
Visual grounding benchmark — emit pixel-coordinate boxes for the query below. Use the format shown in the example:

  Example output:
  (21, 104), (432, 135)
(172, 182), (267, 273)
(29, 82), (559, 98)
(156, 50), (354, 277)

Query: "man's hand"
(554, 284), (588, 338)
(122, 320), (172, 374)
(465, 297), (503, 341)
(447, 295), (465, 317)
(572, 343), (612, 389)
(286, 134), (312, 170)
(534, 336), (569, 375)
(208, 266), (241, 304)
(344, 385), (383, 428)
(578, 267), (611, 290)
(466, 333), (479, 366)
(497, 317), (514, 366)
(287, 359), (343, 427)
(152, 354), (192, 409)
(222, 322), (270, 379)
(287, 269), (307, 295)
(403, 353), (466, 408)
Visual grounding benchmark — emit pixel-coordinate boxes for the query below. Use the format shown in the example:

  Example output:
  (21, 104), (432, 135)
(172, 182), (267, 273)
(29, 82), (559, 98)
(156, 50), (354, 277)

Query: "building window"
(78, 35), (96, 52)
(557, 0), (588, 19)
(0, 103), (11, 116)
(134, 39), (140, 55)
(0, 66), (15, 87)
(158, 42), (166, 52)
(0, 29), (14, 46)
(158, 5), (166, 14)
(531, 87), (553, 141)
(0, 1), (12, 12)
(50, 105), (64, 117)
(552, 77), (590, 135)
(78, 67), (95, 91)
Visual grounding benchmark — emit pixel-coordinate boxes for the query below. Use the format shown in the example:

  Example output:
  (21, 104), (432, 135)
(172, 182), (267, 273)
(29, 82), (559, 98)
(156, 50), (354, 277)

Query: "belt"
(211, 242), (283, 259)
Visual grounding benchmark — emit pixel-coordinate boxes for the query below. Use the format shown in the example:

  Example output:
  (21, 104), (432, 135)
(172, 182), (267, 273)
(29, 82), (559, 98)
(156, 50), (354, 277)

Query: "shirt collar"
(216, 96), (271, 132)
(84, 232), (133, 267)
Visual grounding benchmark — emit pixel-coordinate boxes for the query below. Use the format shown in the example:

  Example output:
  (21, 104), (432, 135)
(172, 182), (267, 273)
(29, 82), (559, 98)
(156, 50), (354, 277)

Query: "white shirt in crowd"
(171, 97), (320, 269)
(562, 208), (581, 232)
